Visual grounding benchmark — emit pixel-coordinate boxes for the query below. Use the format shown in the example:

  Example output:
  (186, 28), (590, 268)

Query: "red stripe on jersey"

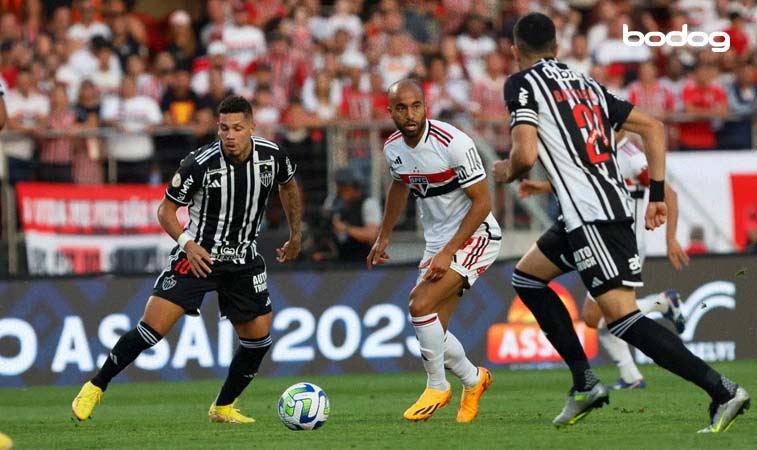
(384, 132), (402, 146)
(428, 130), (450, 147)
(430, 124), (454, 140)
(399, 169), (456, 184)
(470, 239), (490, 267)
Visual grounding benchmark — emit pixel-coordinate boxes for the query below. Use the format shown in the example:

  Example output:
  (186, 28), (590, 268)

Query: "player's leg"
(589, 222), (749, 432)
(513, 224), (602, 395)
(71, 295), (185, 421)
(208, 313), (272, 424)
(402, 268), (465, 421)
(636, 289), (686, 333)
(583, 298), (645, 389)
(72, 248), (207, 421)
(209, 256), (273, 423)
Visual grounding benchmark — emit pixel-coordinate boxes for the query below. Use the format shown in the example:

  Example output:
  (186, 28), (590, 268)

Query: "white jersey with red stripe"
(383, 119), (501, 253)
(616, 137), (650, 259)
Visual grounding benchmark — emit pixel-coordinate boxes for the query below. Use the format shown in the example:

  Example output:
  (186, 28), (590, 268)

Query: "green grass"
(1, 361), (756, 450)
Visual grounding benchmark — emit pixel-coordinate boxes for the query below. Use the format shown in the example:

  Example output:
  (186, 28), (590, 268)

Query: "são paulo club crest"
(409, 175), (429, 196)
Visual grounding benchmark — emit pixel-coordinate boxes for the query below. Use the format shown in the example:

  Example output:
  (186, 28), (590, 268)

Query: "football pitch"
(1, 361), (755, 450)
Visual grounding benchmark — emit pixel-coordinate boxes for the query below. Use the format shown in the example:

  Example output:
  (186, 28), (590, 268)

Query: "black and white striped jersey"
(165, 136), (296, 263)
(504, 58), (635, 231)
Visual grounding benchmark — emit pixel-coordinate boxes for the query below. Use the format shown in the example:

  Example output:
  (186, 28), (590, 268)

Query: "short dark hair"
(513, 13), (556, 56)
(218, 95), (253, 118)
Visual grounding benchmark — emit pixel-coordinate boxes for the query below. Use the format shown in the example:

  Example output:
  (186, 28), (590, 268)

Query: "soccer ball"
(277, 382), (330, 430)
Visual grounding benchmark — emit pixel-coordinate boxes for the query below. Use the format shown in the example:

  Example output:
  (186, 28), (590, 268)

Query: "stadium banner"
(1, 254), (753, 387)
(645, 151), (757, 256)
(15, 182), (182, 275)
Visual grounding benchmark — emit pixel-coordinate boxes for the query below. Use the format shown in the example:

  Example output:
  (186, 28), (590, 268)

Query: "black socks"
(92, 321), (162, 390)
(215, 335), (272, 406)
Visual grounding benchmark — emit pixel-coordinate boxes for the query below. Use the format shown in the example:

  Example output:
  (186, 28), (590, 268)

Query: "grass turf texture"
(1, 361), (755, 449)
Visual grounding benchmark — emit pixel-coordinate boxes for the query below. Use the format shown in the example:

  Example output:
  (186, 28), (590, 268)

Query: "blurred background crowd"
(0, 0), (756, 265)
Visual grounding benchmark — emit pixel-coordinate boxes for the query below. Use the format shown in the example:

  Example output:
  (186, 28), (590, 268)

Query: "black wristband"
(649, 179), (665, 202)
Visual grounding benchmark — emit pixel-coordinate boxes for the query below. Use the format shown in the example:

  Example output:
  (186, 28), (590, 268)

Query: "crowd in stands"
(0, 0), (756, 260)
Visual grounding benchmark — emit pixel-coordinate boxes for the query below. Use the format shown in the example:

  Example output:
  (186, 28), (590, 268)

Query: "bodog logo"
(486, 283), (598, 364)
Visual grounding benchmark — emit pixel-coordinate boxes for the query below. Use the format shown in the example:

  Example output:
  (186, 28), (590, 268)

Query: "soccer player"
(492, 13), (749, 432)
(367, 79), (500, 423)
(71, 96), (302, 423)
(518, 130), (688, 390)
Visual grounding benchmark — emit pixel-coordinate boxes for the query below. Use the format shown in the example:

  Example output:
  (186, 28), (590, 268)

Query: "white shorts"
(417, 234), (501, 289)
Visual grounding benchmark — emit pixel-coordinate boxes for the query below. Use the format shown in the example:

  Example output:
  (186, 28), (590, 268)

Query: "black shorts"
(152, 246), (272, 322)
(537, 220), (643, 297)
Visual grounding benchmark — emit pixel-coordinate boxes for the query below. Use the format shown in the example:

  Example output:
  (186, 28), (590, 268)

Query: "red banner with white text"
(15, 183), (182, 275)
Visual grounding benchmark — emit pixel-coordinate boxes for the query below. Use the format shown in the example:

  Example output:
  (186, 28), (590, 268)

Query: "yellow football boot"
(71, 381), (103, 421)
(208, 399), (256, 423)
(456, 367), (493, 423)
(403, 386), (452, 421)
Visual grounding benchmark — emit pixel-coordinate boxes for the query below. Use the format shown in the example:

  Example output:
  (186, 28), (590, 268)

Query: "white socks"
(599, 329), (643, 383)
(411, 313), (448, 391)
(443, 331), (479, 388)
(637, 292), (668, 315)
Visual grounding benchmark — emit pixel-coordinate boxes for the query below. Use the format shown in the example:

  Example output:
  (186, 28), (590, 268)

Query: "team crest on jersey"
(162, 275), (176, 291)
(171, 173), (181, 188)
(259, 164), (273, 187)
(409, 175), (429, 196)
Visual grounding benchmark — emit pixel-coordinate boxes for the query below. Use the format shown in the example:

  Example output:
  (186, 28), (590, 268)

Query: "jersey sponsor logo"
(542, 65), (582, 81)
(211, 246), (246, 262)
(628, 254), (642, 274)
(573, 246), (597, 271)
(259, 164), (274, 187)
(518, 87), (529, 106)
(171, 173), (182, 188)
(253, 272), (268, 293)
(177, 175), (194, 201)
(162, 275), (176, 291)
(408, 175), (429, 196)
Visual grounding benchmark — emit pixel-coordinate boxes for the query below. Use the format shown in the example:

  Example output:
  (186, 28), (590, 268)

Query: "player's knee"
(511, 269), (547, 307)
(408, 289), (432, 317)
(582, 302), (601, 328)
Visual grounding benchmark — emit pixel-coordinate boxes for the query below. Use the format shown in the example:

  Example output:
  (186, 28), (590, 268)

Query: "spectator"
(252, 86), (281, 138)
(424, 54), (468, 120)
(68, 0), (111, 42)
(439, 34), (467, 82)
(109, 13), (147, 70)
(626, 61), (675, 121)
(679, 62), (728, 150)
(660, 56), (687, 112)
(456, 14), (496, 82)
(561, 34), (591, 75)
(744, 222), (757, 254)
(252, 31), (306, 109)
(718, 62), (756, 149)
(685, 225), (709, 255)
(592, 14), (651, 67)
(248, 0), (287, 29)
(404, 0), (442, 55)
(223, 1), (266, 70)
(90, 36), (122, 95)
(48, 6), (73, 42)
(191, 40), (244, 96)
(38, 83), (76, 182)
(100, 75), (162, 183)
(4, 66), (49, 183)
(324, 0), (363, 51)
(166, 9), (197, 67)
(196, 67), (233, 139)
(378, 32), (418, 89)
(320, 167), (381, 262)
(160, 63), (200, 128)
(302, 70), (342, 122)
(72, 79), (104, 184)
(200, 0), (228, 47)
(281, 5), (314, 56)
(139, 50), (174, 101)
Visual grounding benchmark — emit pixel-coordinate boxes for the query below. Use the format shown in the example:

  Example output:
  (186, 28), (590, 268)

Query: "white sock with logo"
(443, 331), (479, 389)
(637, 292), (668, 315)
(412, 313), (449, 391)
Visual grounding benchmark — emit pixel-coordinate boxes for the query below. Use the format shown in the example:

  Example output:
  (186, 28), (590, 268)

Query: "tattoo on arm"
(281, 182), (302, 236)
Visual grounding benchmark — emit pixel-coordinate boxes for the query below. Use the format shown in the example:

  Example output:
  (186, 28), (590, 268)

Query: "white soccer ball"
(277, 382), (330, 430)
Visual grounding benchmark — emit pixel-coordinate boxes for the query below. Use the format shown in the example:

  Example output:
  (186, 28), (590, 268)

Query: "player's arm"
(518, 179), (552, 198)
(663, 183), (689, 270)
(619, 108), (667, 230)
(422, 179), (492, 282)
(277, 178), (302, 263)
(158, 197), (213, 278)
(367, 179), (409, 269)
(493, 74), (539, 183)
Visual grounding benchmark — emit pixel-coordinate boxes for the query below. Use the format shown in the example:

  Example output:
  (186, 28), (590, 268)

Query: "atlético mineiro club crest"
(259, 164), (273, 187)
(409, 175), (429, 196)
